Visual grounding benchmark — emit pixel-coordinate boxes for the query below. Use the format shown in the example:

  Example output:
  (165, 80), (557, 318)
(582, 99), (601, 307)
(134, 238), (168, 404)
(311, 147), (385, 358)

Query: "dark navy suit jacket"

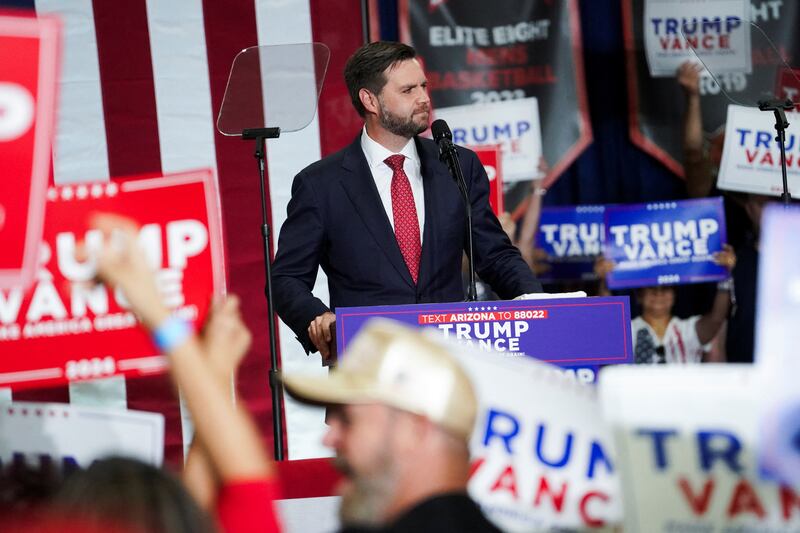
(272, 134), (542, 353)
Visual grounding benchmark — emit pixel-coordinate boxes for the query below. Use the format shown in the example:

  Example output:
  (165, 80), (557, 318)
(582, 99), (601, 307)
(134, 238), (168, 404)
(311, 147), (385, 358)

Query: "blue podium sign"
(603, 197), (728, 289)
(336, 296), (632, 381)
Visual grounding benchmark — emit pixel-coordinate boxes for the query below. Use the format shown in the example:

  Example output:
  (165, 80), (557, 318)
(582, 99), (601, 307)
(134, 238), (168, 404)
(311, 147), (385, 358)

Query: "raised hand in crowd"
(677, 61), (716, 198)
(88, 213), (281, 533)
(183, 295), (253, 508)
(676, 60), (703, 97)
(695, 243), (737, 349)
(516, 157), (550, 271)
(593, 256), (614, 297)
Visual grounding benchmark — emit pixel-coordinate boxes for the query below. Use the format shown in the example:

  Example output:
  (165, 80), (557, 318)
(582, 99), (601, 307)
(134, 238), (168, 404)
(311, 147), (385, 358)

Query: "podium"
(336, 296), (632, 383)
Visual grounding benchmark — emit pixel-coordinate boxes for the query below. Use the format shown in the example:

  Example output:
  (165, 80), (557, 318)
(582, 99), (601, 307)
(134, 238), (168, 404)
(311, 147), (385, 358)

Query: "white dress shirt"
(360, 127), (425, 243)
(631, 316), (708, 364)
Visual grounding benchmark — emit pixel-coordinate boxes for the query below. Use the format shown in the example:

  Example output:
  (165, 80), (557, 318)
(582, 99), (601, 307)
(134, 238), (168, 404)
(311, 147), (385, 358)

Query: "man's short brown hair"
(344, 41), (417, 117)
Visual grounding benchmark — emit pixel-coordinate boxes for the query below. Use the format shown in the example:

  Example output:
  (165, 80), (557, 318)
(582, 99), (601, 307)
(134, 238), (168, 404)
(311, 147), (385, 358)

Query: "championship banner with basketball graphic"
(623, 0), (800, 176)
(0, 169), (225, 390)
(391, 0), (591, 211)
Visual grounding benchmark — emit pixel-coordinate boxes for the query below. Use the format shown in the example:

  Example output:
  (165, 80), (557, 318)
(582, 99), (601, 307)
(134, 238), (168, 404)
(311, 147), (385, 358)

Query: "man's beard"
(335, 452), (399, 527)
(377, 98), (428, 139)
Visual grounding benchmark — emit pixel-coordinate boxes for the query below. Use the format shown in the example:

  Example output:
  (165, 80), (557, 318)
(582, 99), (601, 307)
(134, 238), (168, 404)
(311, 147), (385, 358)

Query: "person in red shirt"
(89, 213), (282, 533)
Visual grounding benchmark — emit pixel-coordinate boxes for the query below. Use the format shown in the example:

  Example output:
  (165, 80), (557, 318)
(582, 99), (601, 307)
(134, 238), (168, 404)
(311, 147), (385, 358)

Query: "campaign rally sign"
(471, 144), (504, 215)
(718, 104), (800, 197)
(603, 197), (728, 289)
(0, 169), (225, 390)
(337, 297), (632, 384)
(754, 206), (800, 486)
(1, 401), (164, 468)
(434, 97), (542, 183)
(776, 68), (800, 109)
(458, 345), (621, 530)
(0, 14), (60, 290)
(643, 0), (751, 77)
(599, 365), (800, 531)
(536, 205), (605, 282)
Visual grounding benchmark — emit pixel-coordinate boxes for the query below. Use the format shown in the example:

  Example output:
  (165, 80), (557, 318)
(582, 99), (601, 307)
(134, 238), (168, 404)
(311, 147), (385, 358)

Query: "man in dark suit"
(272, 41), (541, 360)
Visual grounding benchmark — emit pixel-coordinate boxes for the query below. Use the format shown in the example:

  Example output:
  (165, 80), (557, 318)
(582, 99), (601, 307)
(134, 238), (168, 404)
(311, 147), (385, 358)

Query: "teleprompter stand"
(216, 44), (330, 461)
(243, 126), (284, 460)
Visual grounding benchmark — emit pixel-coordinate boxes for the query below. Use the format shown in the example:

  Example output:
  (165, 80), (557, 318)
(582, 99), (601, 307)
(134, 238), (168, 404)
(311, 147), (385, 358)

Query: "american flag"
(3, 0), (364, 466)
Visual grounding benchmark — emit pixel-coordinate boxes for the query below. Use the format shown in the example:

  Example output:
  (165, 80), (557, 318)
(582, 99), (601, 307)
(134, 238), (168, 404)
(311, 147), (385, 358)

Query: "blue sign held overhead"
(535, 205), (605, 282)
(603, 197), (728, 290)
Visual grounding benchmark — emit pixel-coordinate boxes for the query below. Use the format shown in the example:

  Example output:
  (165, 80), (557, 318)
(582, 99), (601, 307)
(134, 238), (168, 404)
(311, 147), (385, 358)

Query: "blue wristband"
(151, 316), (193, 353)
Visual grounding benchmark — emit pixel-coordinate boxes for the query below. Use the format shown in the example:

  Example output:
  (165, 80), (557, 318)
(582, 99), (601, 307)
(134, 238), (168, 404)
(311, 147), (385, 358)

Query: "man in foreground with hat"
(282, 319), (500, 532)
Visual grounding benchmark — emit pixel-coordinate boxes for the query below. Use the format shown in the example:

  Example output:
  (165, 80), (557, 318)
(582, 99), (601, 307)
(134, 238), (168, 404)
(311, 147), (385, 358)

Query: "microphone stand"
(242, 126), (285, 461)
(758, 99), (794, 206)
(438, 142), (478, 301)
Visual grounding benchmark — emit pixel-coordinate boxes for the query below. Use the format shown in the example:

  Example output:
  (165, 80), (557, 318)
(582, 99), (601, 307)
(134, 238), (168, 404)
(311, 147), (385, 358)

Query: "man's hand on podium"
(308, 311), (336, 362)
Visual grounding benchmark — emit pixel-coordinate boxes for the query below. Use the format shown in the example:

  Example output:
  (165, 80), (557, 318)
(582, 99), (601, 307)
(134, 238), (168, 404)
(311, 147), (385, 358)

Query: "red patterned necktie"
(384, 154), (421, 284)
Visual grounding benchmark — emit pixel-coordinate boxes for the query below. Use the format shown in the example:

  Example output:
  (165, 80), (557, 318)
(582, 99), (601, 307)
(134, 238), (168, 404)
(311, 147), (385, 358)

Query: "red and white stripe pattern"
(3, 0), (364, 466)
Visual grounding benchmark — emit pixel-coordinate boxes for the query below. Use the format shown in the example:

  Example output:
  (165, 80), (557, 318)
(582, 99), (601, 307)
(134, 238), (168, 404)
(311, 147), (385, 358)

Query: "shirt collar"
(360, 126), (419, 171)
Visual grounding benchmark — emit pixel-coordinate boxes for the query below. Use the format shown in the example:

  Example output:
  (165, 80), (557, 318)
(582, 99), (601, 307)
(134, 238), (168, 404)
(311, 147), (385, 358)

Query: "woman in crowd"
(595, 245), (736, 364)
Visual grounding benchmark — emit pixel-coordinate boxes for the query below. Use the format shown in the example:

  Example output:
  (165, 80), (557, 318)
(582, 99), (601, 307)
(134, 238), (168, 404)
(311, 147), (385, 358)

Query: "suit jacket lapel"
(339, 135), (415, 289)
(416, 137), (451, 288)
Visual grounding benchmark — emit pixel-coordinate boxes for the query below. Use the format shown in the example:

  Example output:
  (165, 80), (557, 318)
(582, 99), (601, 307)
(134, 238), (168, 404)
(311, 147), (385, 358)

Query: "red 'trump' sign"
(0, 13), (60, 289)
(0, 169), (225, 390)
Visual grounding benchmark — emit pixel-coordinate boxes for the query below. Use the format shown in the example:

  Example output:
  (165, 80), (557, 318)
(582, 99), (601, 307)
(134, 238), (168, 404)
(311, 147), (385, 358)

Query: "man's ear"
(359, 88), (379, 116)
(393, 412), (431, 454)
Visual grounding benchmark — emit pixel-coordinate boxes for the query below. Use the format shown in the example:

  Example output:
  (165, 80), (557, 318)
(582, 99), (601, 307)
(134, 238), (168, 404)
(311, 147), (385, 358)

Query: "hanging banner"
(536, 205), (605, 282)
(460, 347), (621, 531)
(0, 169), (225, 390)
(436, 98), (542, 184)
(643, 0), (751, 77)
(622, 0), (800, 176)
(0, 13), (60, 290)
(1, 401), (164, 468)
(599, 365), (800, 531)
(397, 0), (591, 209)
(603, 197), (728, 289)
(718, 104), (800, 196)
(471, 145), (505, 215)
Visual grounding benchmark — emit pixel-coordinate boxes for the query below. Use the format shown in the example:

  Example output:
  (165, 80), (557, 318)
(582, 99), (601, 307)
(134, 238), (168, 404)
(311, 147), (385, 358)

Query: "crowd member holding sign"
(596, 244), (736, 363)
(85, 214), (282, 533)
(272, 41), (541, 363)
(676, 61), (775, 362)
(282, 320), (500, 533)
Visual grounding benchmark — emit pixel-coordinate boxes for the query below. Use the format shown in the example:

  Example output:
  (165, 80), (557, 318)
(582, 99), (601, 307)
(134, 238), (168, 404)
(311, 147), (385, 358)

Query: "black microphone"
(431, 119), (456, 161)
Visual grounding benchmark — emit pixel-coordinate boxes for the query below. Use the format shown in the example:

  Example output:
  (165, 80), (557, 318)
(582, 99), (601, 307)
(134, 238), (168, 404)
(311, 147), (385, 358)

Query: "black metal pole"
(776, 125), (791, 206)
(250, 130), (284, 461)
(360, 0), (371, 43)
